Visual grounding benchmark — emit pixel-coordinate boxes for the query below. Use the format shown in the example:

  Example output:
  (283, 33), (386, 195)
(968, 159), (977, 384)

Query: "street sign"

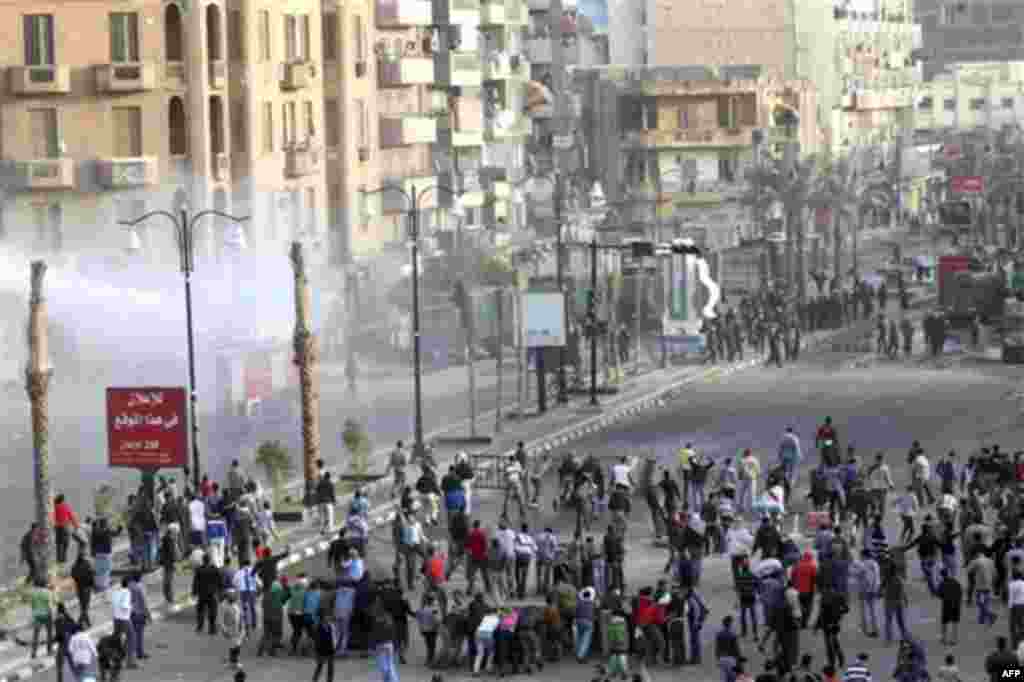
(552, 135), (573, 150)
(951, 176), (984, 194)
(107, 387), (188, 469)
(523, 292), (566, 347)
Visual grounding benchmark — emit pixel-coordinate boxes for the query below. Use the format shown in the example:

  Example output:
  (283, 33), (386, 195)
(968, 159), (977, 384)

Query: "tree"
(290, 242), (322, 508)
(810, 157), (859, 287)
(341, 419), (371, 479)
(255, 440), (294, 506)
(26, 261), (52, 583)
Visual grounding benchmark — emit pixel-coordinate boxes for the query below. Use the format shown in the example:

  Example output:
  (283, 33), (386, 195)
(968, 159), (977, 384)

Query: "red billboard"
(107, 387), (188, 468)
(951, 176), (984, 194)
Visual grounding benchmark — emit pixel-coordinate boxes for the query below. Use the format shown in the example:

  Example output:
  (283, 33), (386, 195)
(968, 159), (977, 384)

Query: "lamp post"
(361, 183), (461, 461)
(119, 206), (250, 494)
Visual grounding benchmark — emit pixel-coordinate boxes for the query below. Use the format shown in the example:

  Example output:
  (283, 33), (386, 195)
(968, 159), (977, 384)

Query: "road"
(25, 291), (1017, 682)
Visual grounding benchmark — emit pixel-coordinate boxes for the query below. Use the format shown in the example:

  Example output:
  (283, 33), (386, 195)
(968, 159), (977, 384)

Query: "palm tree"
(810, 157), (859, 290)
(290, 242), (321, 508)
(26, 261), (53, 582)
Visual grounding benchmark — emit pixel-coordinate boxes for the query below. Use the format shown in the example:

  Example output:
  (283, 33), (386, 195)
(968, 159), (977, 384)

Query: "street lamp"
(119, 205), (250, 494)
(360, 183), (461, 461)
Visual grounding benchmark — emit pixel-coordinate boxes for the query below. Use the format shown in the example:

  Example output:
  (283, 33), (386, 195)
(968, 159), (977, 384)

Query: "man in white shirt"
(495, 521), (517, 587)
(911, 451), (935, 507)
(513, 523), (538, 599)
(502, 455), (526, 522)
(1008, 571), (1024, 644)
(893, 484), (920, 544)
(866, 453), (895, 518)
(610, 457), (634, 491)
(110, 577), (138, 669)
(188, 494), (207, 550)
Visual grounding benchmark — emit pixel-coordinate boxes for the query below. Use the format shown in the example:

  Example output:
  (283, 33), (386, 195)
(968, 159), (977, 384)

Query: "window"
(29, 108), (59, 158)
(304, 100), (315, 140)
(228, 10), (244, 60)
(325, 99), (339, 147)
(262, 102), (273, 152)
(282, 101), (297, 146)
(354, 15), (366, 64)
(969, 97), (986, 111)
(24, 15), (55, 66)
(165, 4), (184, 61)
(300, 15), (311, 60)
(323, 13), (337, 61)
(109, 12), (139, 62)
(1003, 97), (1015, 109)
(258, 10), (271, 61)
(917, 96), (933, 110)
(231, 100), (247, 152)
(357, 99), (368, 148)
(284, 15), (297, 60)
(168, 96), (187, 155)
(112, 106), (142, 157)
(943, 98), (956, 111)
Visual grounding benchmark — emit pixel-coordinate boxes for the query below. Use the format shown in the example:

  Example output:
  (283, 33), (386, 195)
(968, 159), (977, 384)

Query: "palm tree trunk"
(785, 208), (795, 293)
(796, 209), (808, 304)
(290, 243), (321, 508)
(853, 209), (864, 279)
(27, 261), (52, 582)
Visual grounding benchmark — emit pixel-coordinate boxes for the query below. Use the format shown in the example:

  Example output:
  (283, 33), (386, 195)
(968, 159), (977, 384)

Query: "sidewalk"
(0, 312), (867, 682)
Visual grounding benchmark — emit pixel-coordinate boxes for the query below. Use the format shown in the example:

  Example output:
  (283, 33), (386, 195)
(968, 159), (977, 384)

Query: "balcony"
(96, 157), (159, 189)
(17, 158), (75, 190)
(526, 37), (552, 64)
(434, 0), (480, 24)
(212, 152), (230, 181)
(437, 115), (484, 146)
(95, 62), (158, 93)
(376, 0), (433, 26)
(622, 126), (755, 149)
(380, 114), (438, 147)
(284, 146), (321, 178)
(480, 0), (506, 24)
(281, 61), (316, 90)
(483, 52), (529, 81)
(378, 57), (435, 87)
(8, 65), (71, 95)
(485, 113), (531, 141)
(851, 89), (911, 110)
(435, 52), (482, 87)
(208, 60), (227, 89)
(505, 0), (527, 25)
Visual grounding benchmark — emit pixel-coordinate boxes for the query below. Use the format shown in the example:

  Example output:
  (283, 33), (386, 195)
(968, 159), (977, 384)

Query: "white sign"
(523, 292), (566, 347)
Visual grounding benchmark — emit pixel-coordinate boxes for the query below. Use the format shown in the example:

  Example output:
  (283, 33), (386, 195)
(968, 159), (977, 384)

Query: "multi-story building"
(0, 0), (327, 264)
(914, 0), (1024, 79)
(911, 61), (1024, 133)
(573, 65), (819, 247)
(608, 0), (922, 163)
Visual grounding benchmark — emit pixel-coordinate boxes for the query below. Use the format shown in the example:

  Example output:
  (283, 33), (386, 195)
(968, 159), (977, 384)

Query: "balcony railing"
(8, 65), (72, 95)
(95, 62), (158, 93)
(622, 126), (755, 148)
(18, 158), (75, 190)
(208, 60), (227, 89)
(281, 61), (316, 90)
(376, 0), (433, 26)
(96, 157), (159, 189)
(378, 57), (435, 87)
(285, 146), (321, 178)
(380, 114), (439, 147)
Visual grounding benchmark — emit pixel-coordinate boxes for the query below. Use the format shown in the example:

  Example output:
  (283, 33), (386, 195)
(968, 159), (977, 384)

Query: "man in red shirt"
(464, 520), (492, 595)
(816, 417), (839, 466)
(53, 494), (79, 564)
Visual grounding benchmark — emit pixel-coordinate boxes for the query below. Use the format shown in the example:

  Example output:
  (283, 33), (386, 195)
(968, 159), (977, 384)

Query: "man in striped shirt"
(842, 651), (873, 681)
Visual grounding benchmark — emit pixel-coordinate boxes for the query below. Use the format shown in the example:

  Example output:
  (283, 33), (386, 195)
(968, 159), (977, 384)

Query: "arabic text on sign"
(126, 392), (166, 408)
(113, 413), (182, 430)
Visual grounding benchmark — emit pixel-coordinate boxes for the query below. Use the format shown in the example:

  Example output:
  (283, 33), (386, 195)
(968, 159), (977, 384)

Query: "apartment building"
(0, 0), (327, 264)
(915, 0), (1024, 78)
(912, 62), (1024, 133)
(573, 65), (818, 247)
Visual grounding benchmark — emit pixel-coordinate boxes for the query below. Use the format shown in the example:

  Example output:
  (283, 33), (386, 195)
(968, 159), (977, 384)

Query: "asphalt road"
(28, 293), (1021, 682)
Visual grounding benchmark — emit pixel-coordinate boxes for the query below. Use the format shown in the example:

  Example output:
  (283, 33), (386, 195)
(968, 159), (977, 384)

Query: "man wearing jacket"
(535, 527), (559, 596)
(192, 553), (223, 635)
(792, 551), (818, 629)
(778, 428), (802, 490)
(849, 549), (880, 637)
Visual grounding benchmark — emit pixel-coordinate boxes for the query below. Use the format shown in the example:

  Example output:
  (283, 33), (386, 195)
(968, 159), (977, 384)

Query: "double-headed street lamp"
(119, 206), (250, 494)
(360, 183), (461, 461)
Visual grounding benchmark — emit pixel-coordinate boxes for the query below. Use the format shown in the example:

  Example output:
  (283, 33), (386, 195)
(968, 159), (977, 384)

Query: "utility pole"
(494, 288), (503, 434)
(27, 261), (52, 584)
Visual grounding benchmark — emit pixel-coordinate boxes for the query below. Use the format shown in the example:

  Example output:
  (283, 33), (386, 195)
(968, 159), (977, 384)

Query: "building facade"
(914, 0), (1024, 79)
(0, 0), (328, 265)
(573, 65), (818, 247)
